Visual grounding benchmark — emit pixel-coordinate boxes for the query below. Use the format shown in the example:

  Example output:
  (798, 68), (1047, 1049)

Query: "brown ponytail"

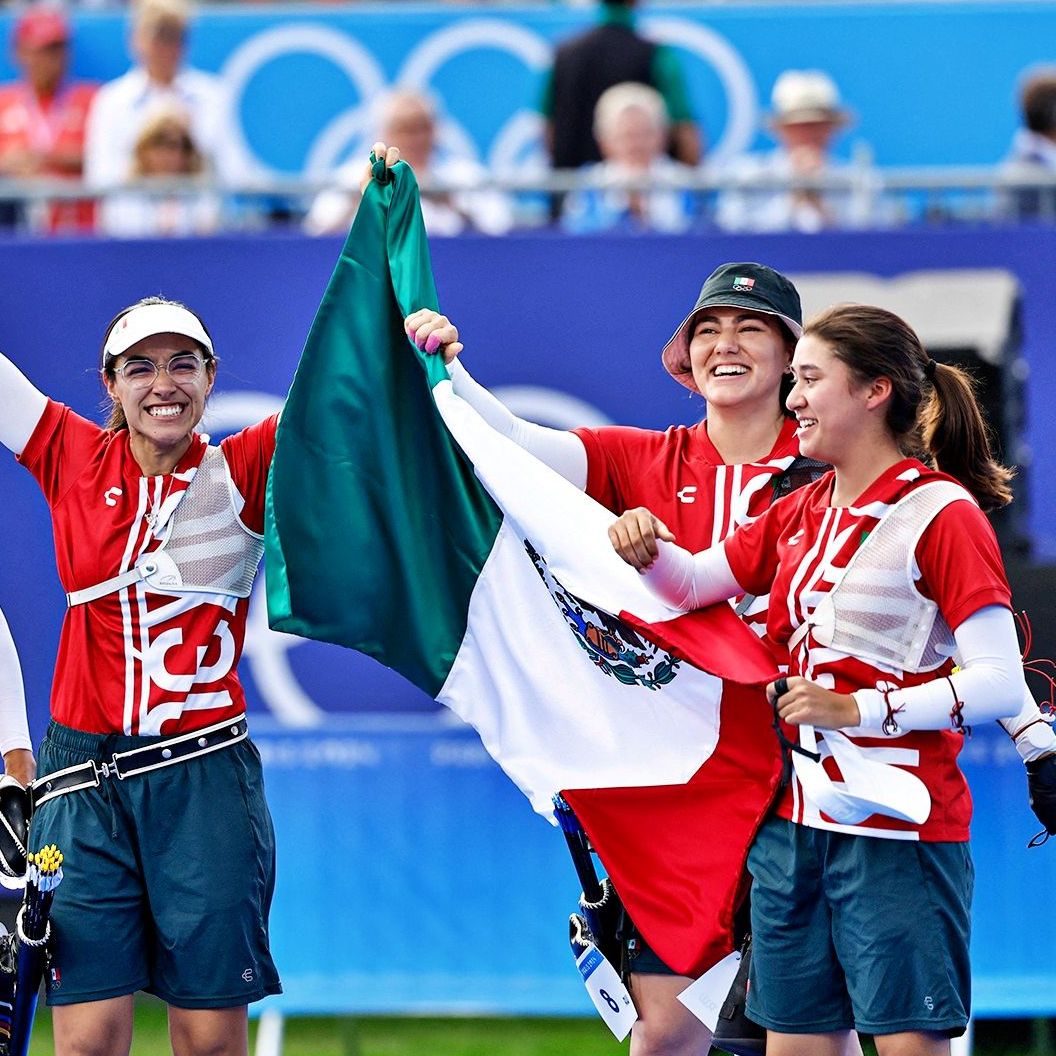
(921, 360), (1014, 511)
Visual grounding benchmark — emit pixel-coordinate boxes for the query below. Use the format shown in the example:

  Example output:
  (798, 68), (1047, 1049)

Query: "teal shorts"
(746, 817), (972, 1037)
(625, 924), (676, 976)
(31, 721), (282, 1009)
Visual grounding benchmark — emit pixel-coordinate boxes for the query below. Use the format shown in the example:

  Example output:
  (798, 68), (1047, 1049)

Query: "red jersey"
(19, 400), (278, 736)
(725, 460), (1012, 841)
(0, 80), (97, 232)
(575, 416), (802, 633)
(567, 416), (813, 973)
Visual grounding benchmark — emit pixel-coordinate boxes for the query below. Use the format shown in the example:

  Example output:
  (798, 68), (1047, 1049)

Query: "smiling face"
(105, 332), (214, 470)
(786, 333), (869, 463)
(687, 306), (792, 415)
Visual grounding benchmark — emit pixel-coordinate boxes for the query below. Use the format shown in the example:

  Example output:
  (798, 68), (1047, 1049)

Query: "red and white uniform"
(0, 79), (97, 232)
(725, 460), (1012, 841)
(18, 400), (277, 737)
(565, 417), (807, 971)
(576, 416), (801, 635)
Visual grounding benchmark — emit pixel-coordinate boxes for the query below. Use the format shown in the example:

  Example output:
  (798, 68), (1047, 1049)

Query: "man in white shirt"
(716, 69), (887, 233)
(83, 0), (235, 190)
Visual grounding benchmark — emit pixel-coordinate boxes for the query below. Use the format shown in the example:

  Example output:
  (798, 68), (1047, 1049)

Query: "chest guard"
(803, 481), (972, 674)
(67, 445), (264, 607)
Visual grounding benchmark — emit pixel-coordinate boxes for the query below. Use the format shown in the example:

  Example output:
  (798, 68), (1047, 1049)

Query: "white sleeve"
(852, 605), (1027, 734)
(639, 539), (744, 610)
(0, 609), (31, 756)
(0, 352), (48, 457)
(997, 684), (1056, 762)
(447, 360), (588, 488)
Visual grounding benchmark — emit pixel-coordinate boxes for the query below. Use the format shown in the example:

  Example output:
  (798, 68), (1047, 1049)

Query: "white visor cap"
(103, 303), (214, 365)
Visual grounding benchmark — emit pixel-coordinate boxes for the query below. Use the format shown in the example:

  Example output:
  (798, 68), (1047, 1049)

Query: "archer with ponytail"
(610, 302), (1053, 1055)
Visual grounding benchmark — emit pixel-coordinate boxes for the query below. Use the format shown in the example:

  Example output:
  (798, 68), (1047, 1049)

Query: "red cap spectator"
(13, 8), (70, 51)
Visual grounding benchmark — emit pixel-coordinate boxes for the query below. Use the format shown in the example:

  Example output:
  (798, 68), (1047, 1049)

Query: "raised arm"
(356, 140), (589, 488)
(404, 309), (588, 489)
(0, 607), (33, 786)
(0, 351), (48, 456)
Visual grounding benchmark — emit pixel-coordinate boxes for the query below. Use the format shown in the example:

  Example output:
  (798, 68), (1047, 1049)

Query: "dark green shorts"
(625, 924), (677, 976)
(746, 817), (972, 1037)
(31, 721), (282, 1009)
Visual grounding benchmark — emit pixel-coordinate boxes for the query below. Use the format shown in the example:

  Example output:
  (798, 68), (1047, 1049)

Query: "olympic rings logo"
(216, 15), (759, 180)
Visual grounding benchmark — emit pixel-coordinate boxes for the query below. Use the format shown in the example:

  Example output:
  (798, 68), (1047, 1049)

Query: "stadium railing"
(1, 166), (1054, 234)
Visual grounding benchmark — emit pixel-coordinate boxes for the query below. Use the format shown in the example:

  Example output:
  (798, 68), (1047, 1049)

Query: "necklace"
(145, 472), (179, 533)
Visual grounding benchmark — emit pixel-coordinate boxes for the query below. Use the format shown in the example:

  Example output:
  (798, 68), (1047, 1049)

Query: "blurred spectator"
(304, 88), (514, 237)
(716, 69), (887, 233)
(561, 82), (697, 234)
(0, 7), (96, 233)
(98, 107), (221, 238)
(999, 67), (1056, 221)
(84, 0), (237, 192)
(541, 0), (701, 172)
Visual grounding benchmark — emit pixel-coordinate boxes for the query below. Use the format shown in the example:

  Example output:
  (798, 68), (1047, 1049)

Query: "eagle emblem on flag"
(526, 542), (682, 690)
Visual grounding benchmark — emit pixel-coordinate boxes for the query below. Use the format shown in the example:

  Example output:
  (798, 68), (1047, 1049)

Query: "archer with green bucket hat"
(405, 256), (829, 1056)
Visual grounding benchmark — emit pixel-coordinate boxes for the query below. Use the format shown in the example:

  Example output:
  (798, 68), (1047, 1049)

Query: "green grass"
(26, 1003), (622, 1056)
(22, 1001), (1056, 1055)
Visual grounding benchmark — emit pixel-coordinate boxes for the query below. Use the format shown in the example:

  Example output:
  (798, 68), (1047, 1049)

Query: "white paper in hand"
(676, 950), (741, 1030)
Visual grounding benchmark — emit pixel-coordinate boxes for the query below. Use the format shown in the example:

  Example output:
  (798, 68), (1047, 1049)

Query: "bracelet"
(946, 675), (972, 737)
(1011, 716), (1054, 742)
(881, 687), (905, 736)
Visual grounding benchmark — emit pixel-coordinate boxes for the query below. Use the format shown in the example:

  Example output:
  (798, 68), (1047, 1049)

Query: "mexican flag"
(264, 160), (782, 976)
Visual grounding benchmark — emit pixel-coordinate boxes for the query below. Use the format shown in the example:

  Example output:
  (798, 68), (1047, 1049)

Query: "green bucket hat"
(661, 262), (803, 393)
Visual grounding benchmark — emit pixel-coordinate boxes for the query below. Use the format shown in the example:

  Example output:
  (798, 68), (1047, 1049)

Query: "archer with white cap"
(0, 297), (281, 1056)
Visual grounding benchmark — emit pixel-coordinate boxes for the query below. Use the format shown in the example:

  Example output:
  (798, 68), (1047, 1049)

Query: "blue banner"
(252, 720), (1055, 1018)
(0, 3), (1051, 177)
(2, 226), (1055, 1018)
(1, 227), (1055, 733)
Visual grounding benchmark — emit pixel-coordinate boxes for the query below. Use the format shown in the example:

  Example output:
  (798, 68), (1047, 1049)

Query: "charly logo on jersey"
(524, 541), (681, 690)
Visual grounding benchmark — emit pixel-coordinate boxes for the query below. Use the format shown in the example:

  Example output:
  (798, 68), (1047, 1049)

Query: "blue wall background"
(1, 227), (1055, 1014)
(2, 227), (1055, 732)
(0, 2), (1050, 178)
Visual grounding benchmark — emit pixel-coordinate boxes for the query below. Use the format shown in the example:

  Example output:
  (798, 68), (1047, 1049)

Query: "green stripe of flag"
(264, 161), (503, 697)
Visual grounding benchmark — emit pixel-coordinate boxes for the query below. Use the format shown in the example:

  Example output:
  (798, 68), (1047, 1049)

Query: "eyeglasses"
(111, 352), (209, 388)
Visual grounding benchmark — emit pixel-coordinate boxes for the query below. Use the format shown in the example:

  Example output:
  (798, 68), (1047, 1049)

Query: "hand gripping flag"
(264, 160), (782, 977)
